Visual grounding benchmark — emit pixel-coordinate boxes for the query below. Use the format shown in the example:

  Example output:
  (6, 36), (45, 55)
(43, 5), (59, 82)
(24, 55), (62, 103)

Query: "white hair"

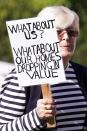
(38, 6), (79, 31)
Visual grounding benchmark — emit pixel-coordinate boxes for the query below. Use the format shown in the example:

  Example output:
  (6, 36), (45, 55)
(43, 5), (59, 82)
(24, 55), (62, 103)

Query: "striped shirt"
(0, 69), (43, 131)
(0, 63), (87, 131)
(51, 63), (87, 131)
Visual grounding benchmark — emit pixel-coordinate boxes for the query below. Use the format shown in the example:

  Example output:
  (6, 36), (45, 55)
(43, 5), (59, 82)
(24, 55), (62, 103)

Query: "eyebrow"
(56, 27), (78, 31)
(67, 26), (77, 30)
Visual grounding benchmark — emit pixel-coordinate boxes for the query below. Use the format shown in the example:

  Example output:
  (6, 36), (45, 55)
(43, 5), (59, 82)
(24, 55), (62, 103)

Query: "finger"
(42, 99), (55, 105)
(45, 104), (55, 110)
(44, 109), (55, 118)
(37, 99), (54, 108)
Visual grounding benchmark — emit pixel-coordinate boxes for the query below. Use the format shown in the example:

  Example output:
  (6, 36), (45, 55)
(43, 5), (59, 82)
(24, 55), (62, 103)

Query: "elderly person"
(0, 6), (87, 131)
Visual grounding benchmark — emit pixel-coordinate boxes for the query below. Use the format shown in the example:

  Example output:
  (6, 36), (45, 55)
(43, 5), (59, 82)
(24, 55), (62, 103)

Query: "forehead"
(54, 12), (75, 30)
(38, 7), (79, 31)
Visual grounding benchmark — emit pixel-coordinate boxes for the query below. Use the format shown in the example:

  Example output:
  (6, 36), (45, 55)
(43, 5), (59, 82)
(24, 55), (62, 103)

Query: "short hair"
(38, 6), (79, 31)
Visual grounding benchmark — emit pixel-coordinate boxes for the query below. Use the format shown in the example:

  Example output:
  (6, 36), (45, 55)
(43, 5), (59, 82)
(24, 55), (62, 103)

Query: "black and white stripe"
(0, 69), (43, 131)
(0, 63), (87, 131)
(51, 63), (87, 131)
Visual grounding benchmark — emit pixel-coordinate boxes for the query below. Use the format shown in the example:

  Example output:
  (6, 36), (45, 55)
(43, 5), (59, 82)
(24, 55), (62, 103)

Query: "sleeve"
(0, 69), (43, 131)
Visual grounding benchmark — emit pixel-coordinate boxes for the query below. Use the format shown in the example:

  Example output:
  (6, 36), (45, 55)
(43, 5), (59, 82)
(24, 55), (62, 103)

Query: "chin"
(61, 52), (73, 59)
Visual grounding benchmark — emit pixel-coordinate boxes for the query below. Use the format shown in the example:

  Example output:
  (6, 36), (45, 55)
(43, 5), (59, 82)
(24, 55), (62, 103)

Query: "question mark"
(40, 30), (44, 38)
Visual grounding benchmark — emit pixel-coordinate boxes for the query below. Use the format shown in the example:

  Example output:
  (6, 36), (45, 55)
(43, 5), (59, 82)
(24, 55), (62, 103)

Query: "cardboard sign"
(6, 17), (66, 87)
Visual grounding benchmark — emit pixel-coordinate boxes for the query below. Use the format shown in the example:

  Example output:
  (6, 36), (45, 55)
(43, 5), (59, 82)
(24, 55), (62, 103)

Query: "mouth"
(60, 46), (70, 48)
(60, 46), (72, 51)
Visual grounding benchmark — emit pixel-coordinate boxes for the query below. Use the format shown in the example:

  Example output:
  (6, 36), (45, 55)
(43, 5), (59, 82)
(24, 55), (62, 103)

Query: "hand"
(35, 98), (56, 120)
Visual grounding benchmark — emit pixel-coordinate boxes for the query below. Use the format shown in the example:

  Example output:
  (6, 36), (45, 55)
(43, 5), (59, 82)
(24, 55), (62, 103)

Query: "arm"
(0, 69), (43, 131)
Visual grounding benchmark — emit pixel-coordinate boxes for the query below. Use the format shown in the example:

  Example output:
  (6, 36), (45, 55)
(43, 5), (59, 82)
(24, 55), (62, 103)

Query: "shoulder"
(1, 68), (25, 94)
(70, 61), (87, 72)
(2, 68), (18, 87)
(70, 61), (87, 84)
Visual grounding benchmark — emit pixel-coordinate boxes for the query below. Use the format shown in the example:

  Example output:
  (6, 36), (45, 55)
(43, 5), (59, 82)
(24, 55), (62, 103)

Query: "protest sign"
(6, 17), (66, 87)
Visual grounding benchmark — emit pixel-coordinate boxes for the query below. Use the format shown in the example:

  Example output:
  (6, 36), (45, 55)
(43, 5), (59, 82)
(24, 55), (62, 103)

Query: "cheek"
(70, 37), (77, 47)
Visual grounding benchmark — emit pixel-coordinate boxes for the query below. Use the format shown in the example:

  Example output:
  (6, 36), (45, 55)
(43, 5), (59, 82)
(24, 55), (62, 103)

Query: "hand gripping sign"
(6, 17), (66, 128)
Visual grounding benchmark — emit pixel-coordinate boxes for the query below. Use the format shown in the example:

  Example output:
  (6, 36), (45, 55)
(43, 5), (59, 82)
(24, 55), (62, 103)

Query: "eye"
(67, 30), (79, 37)
(57, 30), (63, 35)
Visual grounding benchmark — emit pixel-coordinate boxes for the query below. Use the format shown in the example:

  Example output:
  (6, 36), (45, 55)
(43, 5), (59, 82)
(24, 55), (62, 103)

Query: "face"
(57, 24), (79, 61)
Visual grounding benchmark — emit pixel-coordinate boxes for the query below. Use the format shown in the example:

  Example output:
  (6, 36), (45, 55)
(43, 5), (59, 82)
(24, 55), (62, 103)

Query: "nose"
(62, 31), (69, 41)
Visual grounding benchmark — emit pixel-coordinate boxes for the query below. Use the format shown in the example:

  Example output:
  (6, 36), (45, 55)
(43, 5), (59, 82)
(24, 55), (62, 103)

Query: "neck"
(62, 57), (70, 69)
